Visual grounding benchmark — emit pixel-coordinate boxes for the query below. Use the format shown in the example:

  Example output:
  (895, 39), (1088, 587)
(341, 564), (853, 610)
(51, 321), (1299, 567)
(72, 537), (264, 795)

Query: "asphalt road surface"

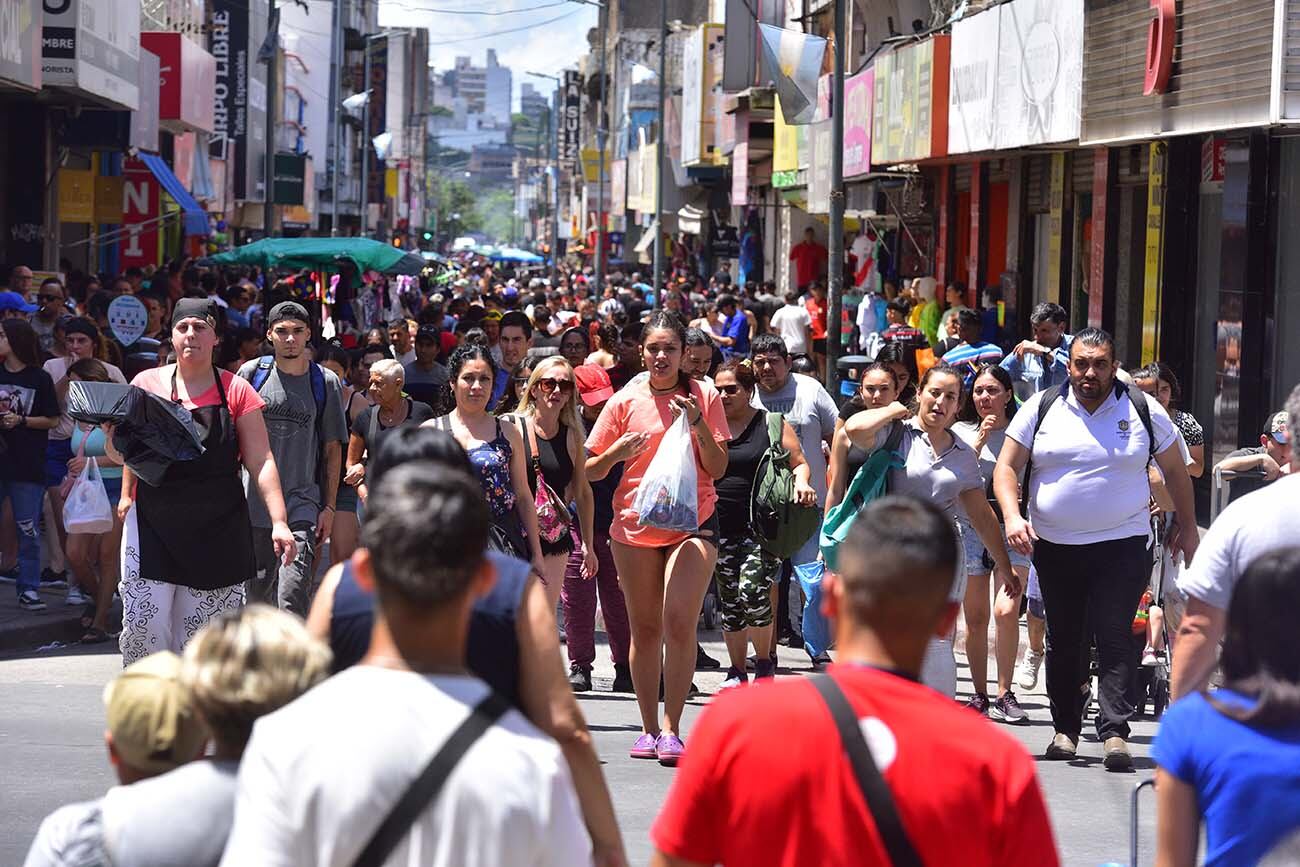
(0, 633), (1159, 867)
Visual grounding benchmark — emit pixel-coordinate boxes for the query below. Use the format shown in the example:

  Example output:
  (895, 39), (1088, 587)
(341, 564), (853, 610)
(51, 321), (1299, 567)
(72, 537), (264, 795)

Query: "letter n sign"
(1144, 0), (1176, 96)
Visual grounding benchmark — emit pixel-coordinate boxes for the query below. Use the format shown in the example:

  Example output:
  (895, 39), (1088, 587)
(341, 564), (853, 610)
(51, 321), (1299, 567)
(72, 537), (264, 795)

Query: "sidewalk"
(0, 578), (118, 654)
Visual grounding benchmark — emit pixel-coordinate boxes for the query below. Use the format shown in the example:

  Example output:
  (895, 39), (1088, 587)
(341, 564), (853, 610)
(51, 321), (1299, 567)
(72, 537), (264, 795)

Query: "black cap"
(63, 317), (99, 342)
(415, 324), (440, 343)
(171, 298), (217, 329)
(267, 301), (310, 327)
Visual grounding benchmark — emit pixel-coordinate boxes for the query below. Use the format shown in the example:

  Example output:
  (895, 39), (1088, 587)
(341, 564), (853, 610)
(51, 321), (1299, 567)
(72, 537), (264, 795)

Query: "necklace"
(649, 379), (678, 395)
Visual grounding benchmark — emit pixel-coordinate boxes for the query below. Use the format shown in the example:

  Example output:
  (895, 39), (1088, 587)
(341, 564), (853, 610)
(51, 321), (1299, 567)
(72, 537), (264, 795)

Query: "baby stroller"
(1133, 515), (1173, 719)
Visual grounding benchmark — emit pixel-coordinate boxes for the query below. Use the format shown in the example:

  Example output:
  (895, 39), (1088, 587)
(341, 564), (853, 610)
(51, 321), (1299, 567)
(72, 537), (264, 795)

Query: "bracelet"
(323, 505), (336, 513)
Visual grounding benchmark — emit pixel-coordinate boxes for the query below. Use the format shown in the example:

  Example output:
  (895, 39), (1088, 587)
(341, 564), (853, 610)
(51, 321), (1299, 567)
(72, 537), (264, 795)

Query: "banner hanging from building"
(758, 23), (825, 125)
(843, 67), (873, 178)
(366, 35), (388, 205)
(557, 69), (582, 173)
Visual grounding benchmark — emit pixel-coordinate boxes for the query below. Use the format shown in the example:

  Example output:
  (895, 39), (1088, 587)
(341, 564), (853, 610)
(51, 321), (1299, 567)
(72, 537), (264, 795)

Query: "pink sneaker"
(630, 732), (658, 759)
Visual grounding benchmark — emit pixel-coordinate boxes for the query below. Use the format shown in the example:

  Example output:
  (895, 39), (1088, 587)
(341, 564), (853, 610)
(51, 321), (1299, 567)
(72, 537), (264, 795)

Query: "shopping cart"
(1129, 778), (1157, 867)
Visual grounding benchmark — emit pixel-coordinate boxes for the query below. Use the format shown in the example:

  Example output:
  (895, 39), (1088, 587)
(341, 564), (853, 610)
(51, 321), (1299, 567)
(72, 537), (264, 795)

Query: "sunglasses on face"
(535, 378), (574, 394)
(717, 384), (744, 395)
(39, 294), (62, 303)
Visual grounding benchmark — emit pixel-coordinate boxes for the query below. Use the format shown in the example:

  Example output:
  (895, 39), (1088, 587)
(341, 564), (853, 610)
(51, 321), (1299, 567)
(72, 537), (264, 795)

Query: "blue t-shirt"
(1152, 689), (1300, 865)
(721, 311), (750, 359)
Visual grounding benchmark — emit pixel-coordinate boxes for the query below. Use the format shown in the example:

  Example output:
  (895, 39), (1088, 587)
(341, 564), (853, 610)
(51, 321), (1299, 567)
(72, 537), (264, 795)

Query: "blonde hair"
(180, 604), (332, 753)
(370, 358), (404, 385)
(515, 355), (585, 438)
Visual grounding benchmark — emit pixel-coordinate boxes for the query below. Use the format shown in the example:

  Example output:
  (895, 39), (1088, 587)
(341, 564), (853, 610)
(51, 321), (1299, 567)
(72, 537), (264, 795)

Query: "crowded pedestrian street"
(4, 0), (1300, 865)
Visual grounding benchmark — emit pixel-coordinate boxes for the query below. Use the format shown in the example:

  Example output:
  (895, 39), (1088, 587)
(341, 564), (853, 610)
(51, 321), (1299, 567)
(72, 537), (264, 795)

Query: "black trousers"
(1033, 535), (1151, 741)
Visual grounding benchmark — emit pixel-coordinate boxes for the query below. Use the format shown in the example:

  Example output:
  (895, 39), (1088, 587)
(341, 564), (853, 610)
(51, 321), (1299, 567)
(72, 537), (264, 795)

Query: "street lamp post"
(652, 0), (667, 305)
(527, 70), (564, 282)
(826, 0), (846, 395)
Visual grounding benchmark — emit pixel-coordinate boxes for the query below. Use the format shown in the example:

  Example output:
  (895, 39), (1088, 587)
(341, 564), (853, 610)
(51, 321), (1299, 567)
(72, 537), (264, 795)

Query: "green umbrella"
(201, 238), (426, 276)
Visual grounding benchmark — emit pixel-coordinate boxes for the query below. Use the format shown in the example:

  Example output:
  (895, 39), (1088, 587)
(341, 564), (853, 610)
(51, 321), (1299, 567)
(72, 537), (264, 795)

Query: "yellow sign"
(772, 95), (799, 174)
(57, 169), (95, 224)
(94, 177), (123, 224)
(1142, 142), (1166, 364)
(1045, 153), (1065, 304)
(385, 167), (398, 199)
(581, 149), (610, 183)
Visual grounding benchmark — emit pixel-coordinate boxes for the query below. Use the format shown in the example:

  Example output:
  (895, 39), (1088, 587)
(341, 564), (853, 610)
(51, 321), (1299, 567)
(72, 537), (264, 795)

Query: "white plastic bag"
(63, 458), (114, 535)
(630, 412), (700, 532)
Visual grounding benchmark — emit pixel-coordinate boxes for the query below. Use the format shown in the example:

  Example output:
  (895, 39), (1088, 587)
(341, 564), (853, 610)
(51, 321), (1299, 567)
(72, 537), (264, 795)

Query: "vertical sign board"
(1046, 152), (1065, 304)
(366, 36), (388, 206)
(842, 67), (873, 178)
(209, 0), (250, 194)
(1142, 141), (1166, 364)
(1088, 148), (1108, 328)
(557, 69), (582, 174)
(935, 165), (949, 283)
(0, 0), (42, 91)
(680, 27), (703, 165)
(119, 157), (159, 270)
(730, 141), (748, 206)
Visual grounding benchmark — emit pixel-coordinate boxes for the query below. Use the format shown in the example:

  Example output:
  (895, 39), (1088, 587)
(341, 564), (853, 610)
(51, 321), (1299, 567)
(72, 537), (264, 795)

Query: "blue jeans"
(1, 480), (44, 595)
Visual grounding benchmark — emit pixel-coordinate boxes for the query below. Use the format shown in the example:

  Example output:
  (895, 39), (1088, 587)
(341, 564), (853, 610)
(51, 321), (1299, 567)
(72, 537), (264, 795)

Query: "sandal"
(80, 627), (111, 644)
(80, 603), (97, 630)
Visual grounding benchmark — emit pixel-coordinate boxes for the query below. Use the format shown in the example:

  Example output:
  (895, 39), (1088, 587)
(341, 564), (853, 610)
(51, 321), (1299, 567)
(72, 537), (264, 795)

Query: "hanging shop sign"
(94, 176), (122, 224)
(366, 35), (388, 206)
(948, 0), (1082, 154)
(709, 223), (740, 258)
(1082, 0), (1274, 145)
(806, 120), (832, 214)
(133, 47), (159, 151)
(610, 158), (626, 211)
(1142, 141), (1166, 365)
(731, 141), (749, 206)
(209, 0), (248, 167)
(40, 0), (139, 110)
(118, 157), (160, 271)
(557, 69), (582, 173)
(273, 152), (306, 205)
(843, 67), (873, 178)
(772, 93), (799, 175)
(0, 0), (42, 91)
(56, 168), (94, 223)
(140, 31), (216, 134)
(871, 35), (950, 165)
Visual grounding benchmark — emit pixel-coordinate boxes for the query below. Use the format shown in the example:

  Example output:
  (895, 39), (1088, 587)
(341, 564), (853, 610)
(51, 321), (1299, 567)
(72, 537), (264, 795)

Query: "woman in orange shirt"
(585, 311), (729, 767)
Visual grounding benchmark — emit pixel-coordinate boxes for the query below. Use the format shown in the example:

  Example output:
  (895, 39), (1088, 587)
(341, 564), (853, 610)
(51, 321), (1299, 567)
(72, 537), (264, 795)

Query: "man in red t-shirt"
(651, 496), (1059, 867)
(788, 227), (826, 290)
(804, 281), (829, 377)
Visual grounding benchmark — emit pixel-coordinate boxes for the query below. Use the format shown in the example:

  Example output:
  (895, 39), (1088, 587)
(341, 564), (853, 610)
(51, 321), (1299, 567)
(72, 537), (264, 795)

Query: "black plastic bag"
(66, 381), (134, 425)
(110, 387), (206, 487)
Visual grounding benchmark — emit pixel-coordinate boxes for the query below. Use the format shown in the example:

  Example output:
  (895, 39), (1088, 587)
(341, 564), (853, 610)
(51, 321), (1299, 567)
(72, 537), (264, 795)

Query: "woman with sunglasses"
(509, 357), (597, 608)
(712, 359), (815, 689)
(427, 342), (546, 578)
(586, 311), (729, 766)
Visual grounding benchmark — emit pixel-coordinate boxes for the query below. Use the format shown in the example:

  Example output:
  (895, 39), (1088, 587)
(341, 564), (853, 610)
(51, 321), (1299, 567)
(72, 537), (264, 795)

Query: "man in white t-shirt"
(993, 328), (1197, 772)
(1172, 388), (1300, 700)
(219, 463), (591, 867)
(766, 290), (813, 358)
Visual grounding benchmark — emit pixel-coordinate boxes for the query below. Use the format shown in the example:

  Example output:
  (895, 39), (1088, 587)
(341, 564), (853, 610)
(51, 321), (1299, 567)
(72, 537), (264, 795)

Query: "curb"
(0, 611), (86, 654)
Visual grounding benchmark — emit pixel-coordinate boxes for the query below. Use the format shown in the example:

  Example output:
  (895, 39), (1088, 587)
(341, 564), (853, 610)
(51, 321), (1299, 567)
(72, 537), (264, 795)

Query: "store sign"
(132, 47), (159, 151)
(948, 0), (1082, 154)
(140, 31), (216, 133)
(709, 223), (740, 258)
(1144, 0), (1176, 95)
(1142, 141), (1166, 364)
(681, 26), (704, 165)
(807, 120), (832, 214)
(209, 0), (249, 167)
(557, 69), (582, 172)
(56, 168), (94, 223)
(872, 35), (950, 164)
(273, 152), (305, 205)
(731, 141), (748, 206)
(366, 35), (388, 206)
(772, 93), (799, 173)
(118, 157), (159, 271)
(93, 175), (121, 223)
(843, 68), (873, 178)
(1201, 135), (1225, 185)
(40, 0), (139, 110)
(610, 158), (626, 211)
(0, 0), (41, 91)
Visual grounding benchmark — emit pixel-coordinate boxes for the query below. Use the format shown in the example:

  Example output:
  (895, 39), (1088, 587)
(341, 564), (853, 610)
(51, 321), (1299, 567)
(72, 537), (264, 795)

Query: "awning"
(139, 153), (209, 236)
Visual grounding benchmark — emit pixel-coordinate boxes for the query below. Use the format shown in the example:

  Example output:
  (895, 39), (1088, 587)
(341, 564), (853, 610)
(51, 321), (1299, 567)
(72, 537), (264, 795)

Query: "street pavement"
(0, 629), (1159, 867)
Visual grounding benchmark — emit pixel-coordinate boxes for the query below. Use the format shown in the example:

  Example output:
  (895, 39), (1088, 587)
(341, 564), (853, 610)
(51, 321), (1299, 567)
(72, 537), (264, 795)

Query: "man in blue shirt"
(1001, 302), (1073, 400)
(716, 293), (750, 360)
(941, 308), (1003, 385)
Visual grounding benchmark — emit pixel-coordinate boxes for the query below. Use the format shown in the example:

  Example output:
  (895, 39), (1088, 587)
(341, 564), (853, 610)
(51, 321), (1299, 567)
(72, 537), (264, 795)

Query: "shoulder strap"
(309, 361), (327, 419)
(1115, 381), (1158, 458)
(248, 355), (274, 392)
(765, 411), (785, 455)
(1033, 380), (1070, 440)
(351, 692), (511, 867)
(810, 676), (922, 867)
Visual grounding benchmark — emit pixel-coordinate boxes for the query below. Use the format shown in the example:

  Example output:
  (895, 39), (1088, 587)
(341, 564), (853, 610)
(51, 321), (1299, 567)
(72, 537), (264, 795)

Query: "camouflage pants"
(714, 528), (781, 632)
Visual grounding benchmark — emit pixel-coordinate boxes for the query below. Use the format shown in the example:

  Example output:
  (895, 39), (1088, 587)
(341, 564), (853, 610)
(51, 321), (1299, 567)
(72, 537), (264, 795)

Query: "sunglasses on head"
(535, 378), (574, 394)
(717, 384), (744, 395)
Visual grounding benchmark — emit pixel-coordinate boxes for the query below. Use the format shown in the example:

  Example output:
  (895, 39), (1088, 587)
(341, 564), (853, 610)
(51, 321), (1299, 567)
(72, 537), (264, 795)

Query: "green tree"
(479, 189), (516, 243)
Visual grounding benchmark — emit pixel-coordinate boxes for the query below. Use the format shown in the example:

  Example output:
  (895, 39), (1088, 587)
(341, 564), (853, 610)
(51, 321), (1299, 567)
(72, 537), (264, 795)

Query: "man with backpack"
(651, 496), (1058, 867)
(238, 302), (348, 615)
(992, 328), (1197, 771)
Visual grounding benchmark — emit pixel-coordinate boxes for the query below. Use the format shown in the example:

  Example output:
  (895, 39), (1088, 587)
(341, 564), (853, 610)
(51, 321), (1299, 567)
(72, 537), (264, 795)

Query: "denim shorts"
(956, 517), (1032, 577)
(44, 438), (73, 488)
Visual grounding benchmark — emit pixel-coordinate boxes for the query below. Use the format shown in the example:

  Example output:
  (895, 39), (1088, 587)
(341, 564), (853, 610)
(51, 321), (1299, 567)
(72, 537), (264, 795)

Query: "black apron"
(135, 367), (256, 590)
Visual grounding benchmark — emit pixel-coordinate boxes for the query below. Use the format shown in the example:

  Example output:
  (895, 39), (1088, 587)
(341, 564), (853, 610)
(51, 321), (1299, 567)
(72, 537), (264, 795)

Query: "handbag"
(518, 416), (572, 546)
(811, 675), (923, 867)
(63, 438), (114, 536)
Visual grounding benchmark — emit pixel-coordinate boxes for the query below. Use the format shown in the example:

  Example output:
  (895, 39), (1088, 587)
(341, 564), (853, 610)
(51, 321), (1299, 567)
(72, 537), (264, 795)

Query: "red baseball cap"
(574, 364), (614, 407)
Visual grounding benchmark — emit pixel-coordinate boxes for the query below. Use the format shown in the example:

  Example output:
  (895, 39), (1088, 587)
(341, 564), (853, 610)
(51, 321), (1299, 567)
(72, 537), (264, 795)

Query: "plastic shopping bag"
(630, 412), (699, 532)
(63, 458), (114, 535)
(796, 560), (833, 659)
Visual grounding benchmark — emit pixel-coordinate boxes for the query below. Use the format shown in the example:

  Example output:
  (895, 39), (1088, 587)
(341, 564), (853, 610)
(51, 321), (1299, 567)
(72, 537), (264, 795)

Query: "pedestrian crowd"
(4, 250), (1300, 866)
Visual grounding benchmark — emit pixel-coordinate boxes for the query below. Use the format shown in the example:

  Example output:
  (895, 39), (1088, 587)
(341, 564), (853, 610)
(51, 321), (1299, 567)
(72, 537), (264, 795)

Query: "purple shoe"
(630, 733), (659, 759)
(656, 732), (685, 766)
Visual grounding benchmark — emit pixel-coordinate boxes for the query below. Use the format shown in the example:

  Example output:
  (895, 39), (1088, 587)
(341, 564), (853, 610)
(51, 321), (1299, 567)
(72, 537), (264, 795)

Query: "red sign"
(1089, 149), (1109, 328)
(139, 32), (217, 133)
(1143, 0), (1176, 96)
(119, 159), (159, 270)
(1201, 136), (1226, 183)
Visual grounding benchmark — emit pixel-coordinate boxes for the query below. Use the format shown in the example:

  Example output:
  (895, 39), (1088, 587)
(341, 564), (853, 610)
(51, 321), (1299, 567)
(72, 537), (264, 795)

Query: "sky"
(376, 0), (599, 110)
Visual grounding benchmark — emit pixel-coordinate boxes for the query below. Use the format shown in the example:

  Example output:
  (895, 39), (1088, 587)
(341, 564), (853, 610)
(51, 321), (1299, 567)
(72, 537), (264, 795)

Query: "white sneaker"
(65, 587), (89, 606)
(1016, 648), (1044, 691)
(1141, 647), (1160, 667)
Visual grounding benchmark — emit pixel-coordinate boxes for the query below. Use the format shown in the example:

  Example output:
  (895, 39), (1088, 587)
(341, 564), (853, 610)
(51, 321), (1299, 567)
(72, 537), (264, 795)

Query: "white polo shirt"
(1006, 384), (1176, 546)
